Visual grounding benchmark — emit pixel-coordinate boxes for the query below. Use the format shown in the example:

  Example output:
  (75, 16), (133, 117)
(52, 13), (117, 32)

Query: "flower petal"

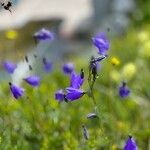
(24, 75), (40, 87)
(65, 87), (84, 101)
(124, 136), (138, 150)
(92, 32), (110, 55)
(43, 58), (53, 73)
(62, 63), (74, 74)
(34, 28), (54, 41)
(3, 61), (17, 74)
(70, 71), (84, 89)
(55, 89), (65, 102)
(119, 82), (130, 98)
(9, 83), (24, 99)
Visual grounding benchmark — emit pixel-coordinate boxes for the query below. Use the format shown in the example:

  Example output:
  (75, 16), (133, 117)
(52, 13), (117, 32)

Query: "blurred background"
(0, 0), (150, 149)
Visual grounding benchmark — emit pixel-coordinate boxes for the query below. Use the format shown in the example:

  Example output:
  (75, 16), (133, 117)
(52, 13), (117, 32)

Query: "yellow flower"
(111, 144), (117, 150)
(140, 40), (150, 58)
(110, 70), (121, 83)
(111, 57), (120, 66)
(122, 63), (137, 80)
(137, 31), (149, 43)
(117, 121), (128, 133)
(117, 121), (125, 130)
(5, 30), (18, 40)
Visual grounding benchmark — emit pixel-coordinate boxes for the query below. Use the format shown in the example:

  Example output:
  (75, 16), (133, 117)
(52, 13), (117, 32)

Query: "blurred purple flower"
(3, 60), (17, 74)
(65, 87), (85, 101)
(43, 57), (53, 73)
(34, 28), (54, 41)
(9, 82), (24, 99)
(70, 70), (84, 89)
(55, 89), (65, 102)
(62, 63), (74, 75)
(124, 136), (138, 150)
(24, 75), (40, 87)
(119, 82), (130, 98)
(92, 32), (110, 55)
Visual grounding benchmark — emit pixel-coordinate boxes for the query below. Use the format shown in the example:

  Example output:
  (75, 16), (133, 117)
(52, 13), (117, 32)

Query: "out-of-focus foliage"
(132, 0), (150, 25)
(0, 24), (150, 149)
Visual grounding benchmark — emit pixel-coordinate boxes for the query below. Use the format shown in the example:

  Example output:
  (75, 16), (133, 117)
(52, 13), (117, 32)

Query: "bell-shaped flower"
(92, 32), (110, 55)
(65, 87), (85, 101)
(9, 82), (24, 99)
(124, 136), (138, 150)
(62, 63), (74, 75)
(24, 75), (40, 87)
(43, 57), (53, 73)
(55, 89), (65, 102)
(119, 81), (130, 98)
(33, 28), (54, 41)
(3, 60), (17, 74)
(70, 70), (84, 89)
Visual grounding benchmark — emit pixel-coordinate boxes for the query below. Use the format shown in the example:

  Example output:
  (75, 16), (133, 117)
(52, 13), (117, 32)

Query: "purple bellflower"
(24, 75), (40, 87)
(124, 136), (138, 150)
(70, 70), (84, 89)
(119, 81), (130, 98)
(3, 60), (17, 74)
(65, 87), (85, 101)
(9, 82), (24, 99)
(34, 28), (54, 41)
(65, 69), (85, 101)
(92, 32), (110, 55)
(55, 69), (85, 102)
(43, 57), (53, 73)
(62, 63), (74, 75)
(55, 89), (65, 102)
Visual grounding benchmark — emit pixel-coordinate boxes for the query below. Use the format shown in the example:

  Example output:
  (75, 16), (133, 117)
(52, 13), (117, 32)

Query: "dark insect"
(7, 1), (12, 7)
(1, 1), (12, 13)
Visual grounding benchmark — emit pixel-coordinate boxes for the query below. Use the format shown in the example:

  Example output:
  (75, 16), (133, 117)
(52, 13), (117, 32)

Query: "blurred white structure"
(0, 0), (93, 35)
(0, 0), (135, 35)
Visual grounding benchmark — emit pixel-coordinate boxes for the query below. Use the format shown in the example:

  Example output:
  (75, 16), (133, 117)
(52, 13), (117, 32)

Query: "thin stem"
(88, 78), (96, 105)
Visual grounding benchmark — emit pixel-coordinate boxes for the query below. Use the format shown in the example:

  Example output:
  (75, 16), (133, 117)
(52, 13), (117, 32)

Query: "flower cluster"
(55, 69), (85, 102)
(2, 27), (135, 146)
(2, 29), (55, 99)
